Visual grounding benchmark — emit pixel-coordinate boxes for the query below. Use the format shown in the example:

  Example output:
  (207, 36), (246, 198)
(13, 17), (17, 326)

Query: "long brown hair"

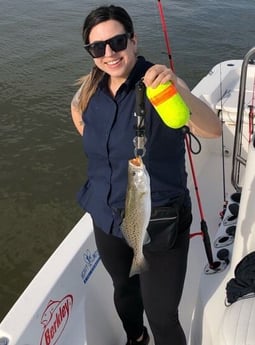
(77, 5), (134, 112)
(76, 66), (104, 113)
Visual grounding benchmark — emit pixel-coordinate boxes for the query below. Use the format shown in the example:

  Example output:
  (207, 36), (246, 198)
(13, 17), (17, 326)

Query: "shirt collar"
(125, 56), (152, 91)
(99, 56), (153, 94)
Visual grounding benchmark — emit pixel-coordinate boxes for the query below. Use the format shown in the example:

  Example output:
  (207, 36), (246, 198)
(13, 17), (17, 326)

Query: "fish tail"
(129, 254), (148, 277)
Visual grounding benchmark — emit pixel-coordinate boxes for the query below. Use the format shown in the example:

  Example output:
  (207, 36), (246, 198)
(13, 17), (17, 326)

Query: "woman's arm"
(175, 78), (221, 138)
(71, 86), (84, 136)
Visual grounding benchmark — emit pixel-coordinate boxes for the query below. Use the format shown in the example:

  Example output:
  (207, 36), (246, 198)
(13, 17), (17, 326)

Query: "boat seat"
(218, 297), (255, 345)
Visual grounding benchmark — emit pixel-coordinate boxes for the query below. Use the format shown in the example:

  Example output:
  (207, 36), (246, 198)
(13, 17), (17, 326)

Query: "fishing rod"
(157, 0), (174, 71)
(156, 0), (217, 270)
(248, 72), (255, 143)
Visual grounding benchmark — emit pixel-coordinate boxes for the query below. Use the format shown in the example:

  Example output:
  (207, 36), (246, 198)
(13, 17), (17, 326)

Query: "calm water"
(0, 0), (254, 320)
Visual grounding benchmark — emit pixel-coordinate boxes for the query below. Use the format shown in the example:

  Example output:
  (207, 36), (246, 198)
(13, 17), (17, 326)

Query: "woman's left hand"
(143, 64), (177, 88)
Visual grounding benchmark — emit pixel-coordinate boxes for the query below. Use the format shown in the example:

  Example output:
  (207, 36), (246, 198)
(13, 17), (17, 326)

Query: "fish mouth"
(130, 156), (142, 167)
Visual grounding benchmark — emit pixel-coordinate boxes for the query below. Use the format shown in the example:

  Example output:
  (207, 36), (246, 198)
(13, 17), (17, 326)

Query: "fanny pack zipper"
(150, 216), (177, 222)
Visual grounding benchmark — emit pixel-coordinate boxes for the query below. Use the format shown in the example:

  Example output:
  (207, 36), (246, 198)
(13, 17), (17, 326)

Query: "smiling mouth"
(106, 58), (122, 66)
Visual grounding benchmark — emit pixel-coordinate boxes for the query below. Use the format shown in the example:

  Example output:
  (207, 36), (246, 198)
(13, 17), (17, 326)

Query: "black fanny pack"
(117, 195), (190, 251)
(145, 204), (180, 252)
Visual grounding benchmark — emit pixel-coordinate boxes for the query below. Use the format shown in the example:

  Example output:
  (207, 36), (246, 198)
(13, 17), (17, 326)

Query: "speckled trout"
(121, 156), (151, 277)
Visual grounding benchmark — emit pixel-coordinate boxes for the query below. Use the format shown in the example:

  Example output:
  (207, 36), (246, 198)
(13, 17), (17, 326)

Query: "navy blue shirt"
(78, 56), (190, 237)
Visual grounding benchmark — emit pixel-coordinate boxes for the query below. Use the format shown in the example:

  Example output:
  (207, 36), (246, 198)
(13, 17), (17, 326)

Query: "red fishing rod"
(156, 0), (217, 269)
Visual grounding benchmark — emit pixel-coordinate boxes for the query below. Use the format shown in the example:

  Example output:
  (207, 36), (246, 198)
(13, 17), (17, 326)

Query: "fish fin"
(143, 231), (151, 245)
(120, 219), (126, 238)
(129, 255), (148, 277)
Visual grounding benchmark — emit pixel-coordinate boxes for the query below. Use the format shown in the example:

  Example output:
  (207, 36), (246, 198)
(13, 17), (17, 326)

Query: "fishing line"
(219, 63), (228, 216)
(156, 0), (216, 269)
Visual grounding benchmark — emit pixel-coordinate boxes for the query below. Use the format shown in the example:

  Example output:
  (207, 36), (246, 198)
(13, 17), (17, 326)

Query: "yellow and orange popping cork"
(146, 81), (190, 129)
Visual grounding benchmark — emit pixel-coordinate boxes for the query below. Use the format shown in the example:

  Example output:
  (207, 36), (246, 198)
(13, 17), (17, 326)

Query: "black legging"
(93, 207), (192, 345)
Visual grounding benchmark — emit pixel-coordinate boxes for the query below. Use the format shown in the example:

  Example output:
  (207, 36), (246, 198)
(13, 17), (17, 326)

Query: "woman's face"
(88, 19), (137, 82)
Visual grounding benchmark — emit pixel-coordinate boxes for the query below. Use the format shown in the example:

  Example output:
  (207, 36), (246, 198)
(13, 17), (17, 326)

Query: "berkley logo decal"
(40, 294), (73, 345)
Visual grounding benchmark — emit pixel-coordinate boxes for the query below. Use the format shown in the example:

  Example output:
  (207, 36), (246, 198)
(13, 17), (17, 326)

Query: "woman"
(71, 5), (221, 345)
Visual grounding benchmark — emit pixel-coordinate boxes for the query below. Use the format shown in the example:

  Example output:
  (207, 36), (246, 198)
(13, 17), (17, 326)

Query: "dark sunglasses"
(84, 33), (132, 58)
